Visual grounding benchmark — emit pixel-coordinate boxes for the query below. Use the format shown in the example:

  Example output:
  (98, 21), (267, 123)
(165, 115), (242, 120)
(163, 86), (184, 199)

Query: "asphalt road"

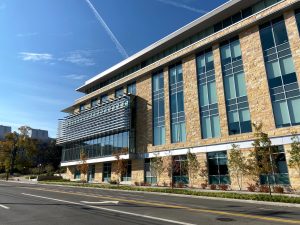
(0, 181), (299, 225)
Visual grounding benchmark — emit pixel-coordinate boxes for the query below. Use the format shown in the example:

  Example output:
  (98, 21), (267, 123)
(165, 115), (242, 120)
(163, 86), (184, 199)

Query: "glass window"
(79, 104), (85, 112)
(115, 88), (124, 98)
(172, 155), (189, 184)
(260, 146), (290, 185)
(207, 151), (230, 185)
(152, 71), (166, 146)
(296, 9), (300, 34)
(127, 82), (136, 95)
(100, 94), (108, 103)
(169, 63), (186, 143)
(103, 162), (111, 182)
(144, 159), (157, 184)
(122, 160), (132, 181)
(91, 98), (98, 107)
(260, 17), (300, 128)
(74, 169), (81, 180)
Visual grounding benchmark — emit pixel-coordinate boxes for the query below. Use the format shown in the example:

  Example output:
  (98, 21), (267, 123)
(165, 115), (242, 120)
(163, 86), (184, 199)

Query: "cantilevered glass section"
(58, 95), (135, 162)
(259, 16), (300, 127)
(152, 70), (165, 145)
(169, 63), (186, 143)
(220, 37), (252, 135)
(196, 49), (221, 139)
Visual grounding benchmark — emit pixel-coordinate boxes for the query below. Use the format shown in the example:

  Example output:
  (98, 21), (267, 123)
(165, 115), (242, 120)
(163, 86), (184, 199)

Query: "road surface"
(0, 181), (299, 225)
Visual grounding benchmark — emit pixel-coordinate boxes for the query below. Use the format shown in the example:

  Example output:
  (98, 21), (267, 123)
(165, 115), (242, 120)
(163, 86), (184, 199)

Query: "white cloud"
(64, 74), (87, 80)
(59, 50), (95, 66)
(155, 0), (207, 14)
(85, 0), (128, 59)
(19, 52), (53, 62)
(16, 32), (38, 37)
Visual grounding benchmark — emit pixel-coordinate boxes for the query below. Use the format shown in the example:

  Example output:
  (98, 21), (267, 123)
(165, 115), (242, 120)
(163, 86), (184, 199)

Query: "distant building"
(0, 125), (11, 140)
(28, 129), (49, 141)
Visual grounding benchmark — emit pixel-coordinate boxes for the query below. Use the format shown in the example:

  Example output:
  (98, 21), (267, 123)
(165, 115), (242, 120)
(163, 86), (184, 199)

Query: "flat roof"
(76, 0), (261, 93)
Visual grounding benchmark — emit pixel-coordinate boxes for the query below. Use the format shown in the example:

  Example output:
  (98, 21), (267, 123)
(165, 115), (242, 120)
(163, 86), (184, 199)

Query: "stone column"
(182, 54), (201, 146)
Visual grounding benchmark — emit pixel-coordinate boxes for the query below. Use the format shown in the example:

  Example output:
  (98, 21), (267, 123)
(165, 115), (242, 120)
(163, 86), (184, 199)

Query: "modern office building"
(58, 0), (300, 190)
(28, 128), (49, 142)
(0, 125), (12, 140)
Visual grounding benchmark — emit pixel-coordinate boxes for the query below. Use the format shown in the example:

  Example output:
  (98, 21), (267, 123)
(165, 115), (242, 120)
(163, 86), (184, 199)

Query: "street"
(0, 181), (299, 225)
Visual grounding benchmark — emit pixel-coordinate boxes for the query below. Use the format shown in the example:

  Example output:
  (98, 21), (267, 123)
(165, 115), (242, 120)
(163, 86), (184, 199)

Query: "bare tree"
(228, 144), (247, 190)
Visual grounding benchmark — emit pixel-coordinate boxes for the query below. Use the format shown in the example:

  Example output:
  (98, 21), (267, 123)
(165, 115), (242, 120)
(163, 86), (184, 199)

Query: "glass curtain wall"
(207, 151), (230, 184)
(144, 159), (157, 184)
(259, 16), (300, 127)
(103, 162), (112, 182)
(220, 37), (252, 135)
(152, 71), (166, 145)
(62, 131), (129, 162)
(196, 49), (221, 139)
(115, 88), (124, 97)
(169, 63), (186, 143)
(259, 146), (290, 185)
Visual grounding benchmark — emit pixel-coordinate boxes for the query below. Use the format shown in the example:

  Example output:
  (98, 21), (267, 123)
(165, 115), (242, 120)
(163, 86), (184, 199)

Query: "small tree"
(248, 122), (277, 195)
(76, 150), (89, 183)
(228, 144), (247, 190)
(186, 151), (200, 188)
(289, 132), (300, 178)
(113, 149), (127, 185)
(151, 153), (165, 186)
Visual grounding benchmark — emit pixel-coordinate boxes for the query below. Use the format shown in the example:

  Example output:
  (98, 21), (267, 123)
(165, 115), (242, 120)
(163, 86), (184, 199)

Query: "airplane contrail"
(155, 0), (207, 14)
(85, 0), (129, 59)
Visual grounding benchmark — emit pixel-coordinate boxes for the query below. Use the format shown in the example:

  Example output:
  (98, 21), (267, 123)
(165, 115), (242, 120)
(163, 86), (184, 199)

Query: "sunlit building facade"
(58, 0), (300, 190)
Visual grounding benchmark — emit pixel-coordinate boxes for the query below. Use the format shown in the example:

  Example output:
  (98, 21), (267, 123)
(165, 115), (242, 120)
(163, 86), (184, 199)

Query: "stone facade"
(63, 1), (300, 191)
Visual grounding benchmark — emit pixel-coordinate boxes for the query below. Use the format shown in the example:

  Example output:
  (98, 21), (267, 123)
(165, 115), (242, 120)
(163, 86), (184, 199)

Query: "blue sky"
(0, 0), (228, 137)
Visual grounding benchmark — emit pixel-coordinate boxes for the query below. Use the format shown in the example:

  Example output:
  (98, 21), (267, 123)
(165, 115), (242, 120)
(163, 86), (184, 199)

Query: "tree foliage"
(186, 151), (199, 188)
(113, 149), (128, 184)
(228, 144), (247, 190)
(289, 132), (300, 178)
(76, 150), (89, 183)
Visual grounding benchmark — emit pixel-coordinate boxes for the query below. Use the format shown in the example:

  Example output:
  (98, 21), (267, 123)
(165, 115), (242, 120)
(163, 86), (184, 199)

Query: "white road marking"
(81, 201), (119, 205)
(0, 204), (10, 210)
(22, 193), (195, 225)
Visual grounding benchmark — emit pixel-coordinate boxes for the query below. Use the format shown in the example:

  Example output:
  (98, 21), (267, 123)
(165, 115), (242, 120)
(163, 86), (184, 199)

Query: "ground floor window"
(74, 169), (81, 180)
(103, 162), (111, 182)
(144, 159), (157, 184)
(260, 146), (290, 185)
(172, 155), (188, 184)
(87, 164), (95, 183)
(122, 160), (132, 182)
(207, 151), (230, 184)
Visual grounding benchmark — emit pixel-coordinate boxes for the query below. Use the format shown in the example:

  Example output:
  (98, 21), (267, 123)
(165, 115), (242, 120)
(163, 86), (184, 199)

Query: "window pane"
(280, 56), (295, 76)
(235, 72), (247, 97)
(224, 75), (236, 99)
(177, 92), (184, 112)
(200, 84), (209, 106)
(201, 117), (211, 139)
(229, 110), (239, 123)
(161, 126), (166, 145)
(208, 81), (217, 104)
(153, 101), (159, 118)
(180, 122), (186, 142)
(197, 55), (205, 69)
(266, 60), (281, 79)
(171, 94), (177, 113)
(211, 115), (221, 137)
(288, 97), (300, 124)
(260, 26), (275, 50)
(273, 100), (290, 127)
(221, 45), (231, 60)
(159, 99), (165, 117)
(239, 108), (250, 122)
(153, 75), (159, 92)
(231, 41), (242, 59)
(273, 21), (288, 46)
(170, 67), (176, 84)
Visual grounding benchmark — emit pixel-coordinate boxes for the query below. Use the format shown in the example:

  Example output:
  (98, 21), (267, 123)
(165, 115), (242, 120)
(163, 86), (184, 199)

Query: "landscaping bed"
(40, 180), (300, 204)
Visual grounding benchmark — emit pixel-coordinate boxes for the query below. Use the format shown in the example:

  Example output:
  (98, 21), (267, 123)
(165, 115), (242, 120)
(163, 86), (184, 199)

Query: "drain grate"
(216, 217), (235, 222)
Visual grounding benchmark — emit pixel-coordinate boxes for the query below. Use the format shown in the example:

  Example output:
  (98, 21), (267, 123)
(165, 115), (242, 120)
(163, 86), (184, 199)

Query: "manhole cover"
(216, 217), (235, 222)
